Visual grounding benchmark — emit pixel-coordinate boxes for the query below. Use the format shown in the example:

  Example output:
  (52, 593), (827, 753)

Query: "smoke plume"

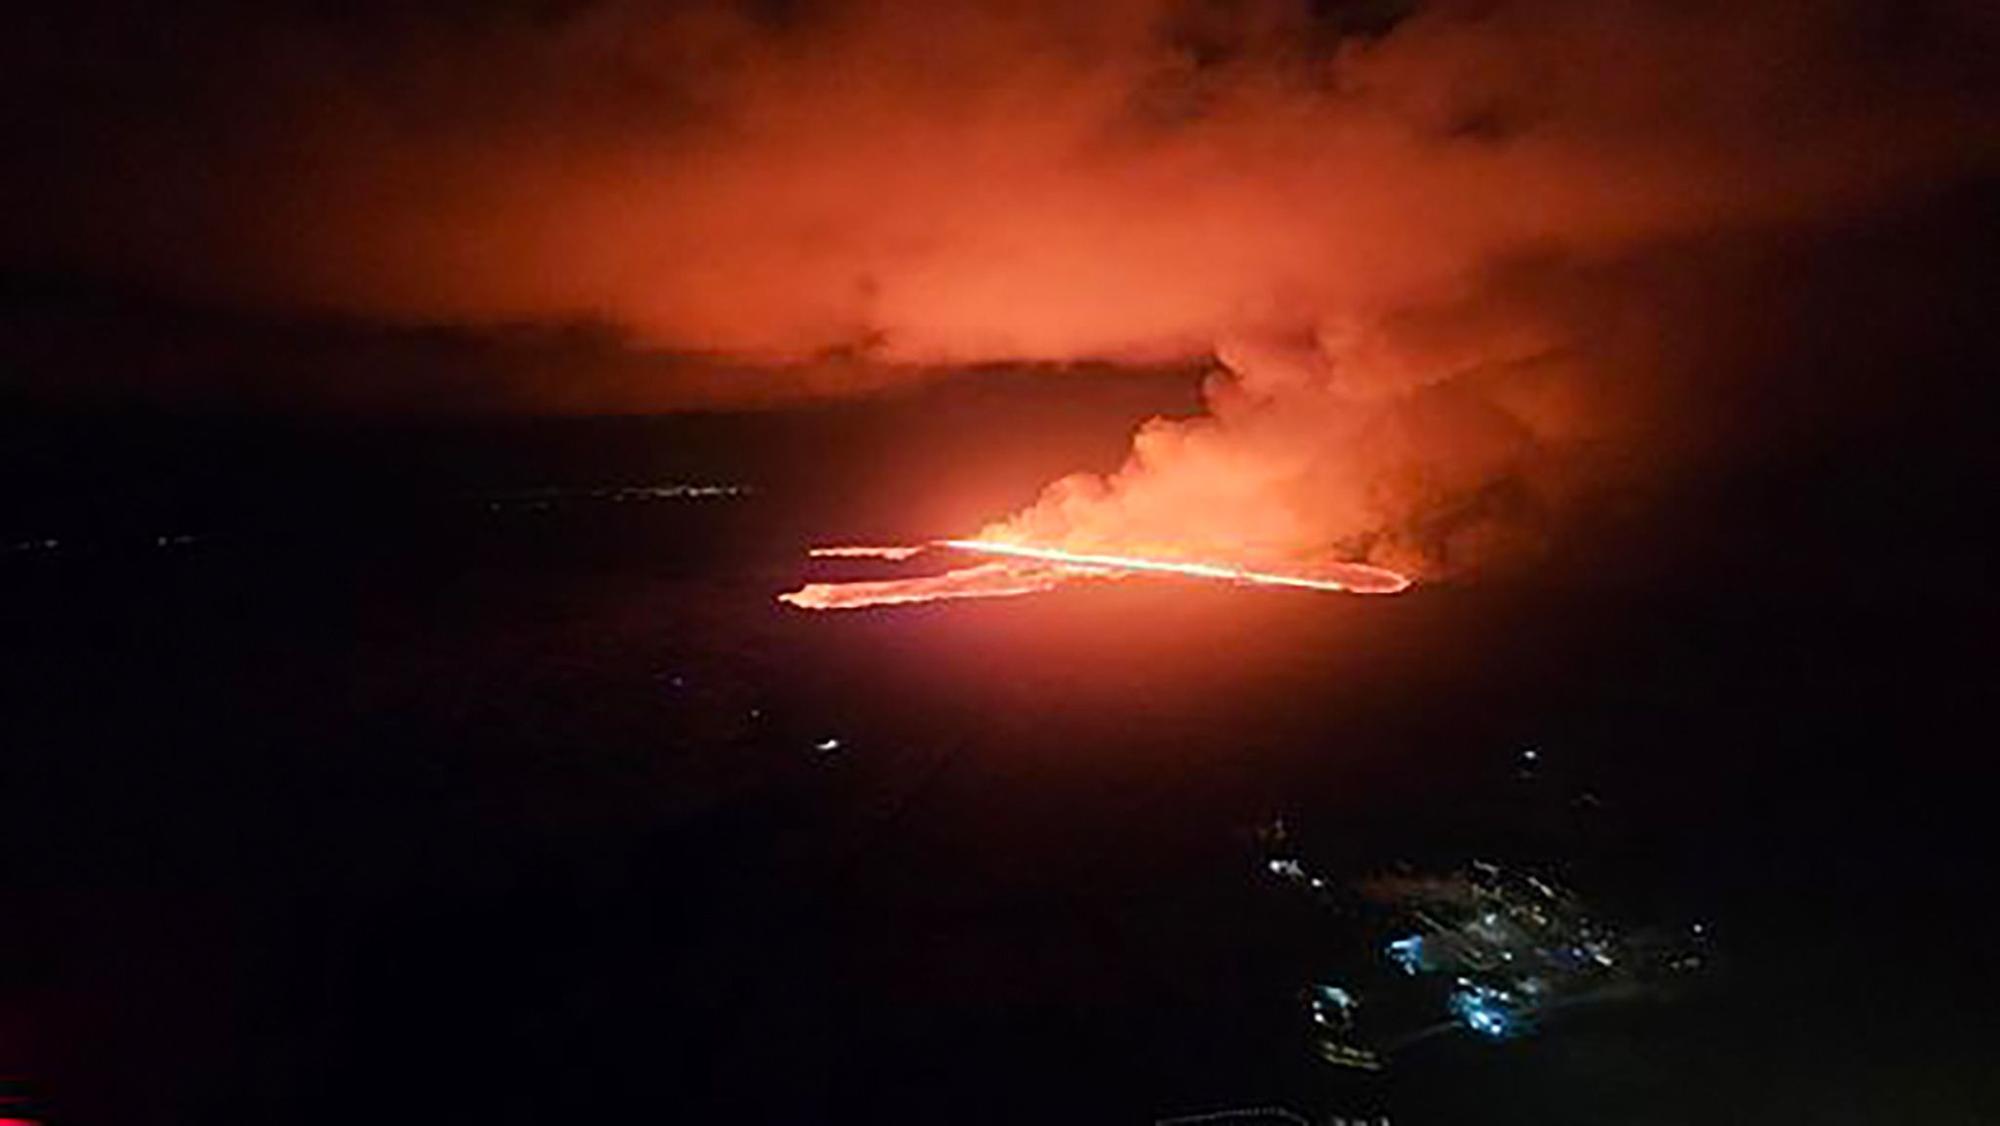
(6, 0), (1996, 571)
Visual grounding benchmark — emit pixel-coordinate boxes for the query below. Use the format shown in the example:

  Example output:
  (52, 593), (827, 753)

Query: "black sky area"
(4, 3), (2000, 1125)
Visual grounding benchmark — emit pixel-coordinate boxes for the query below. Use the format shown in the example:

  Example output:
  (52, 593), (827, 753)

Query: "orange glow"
(938, 540), (1412, 595)
(779, 560), (1071, 610)
(778, 540), (1411, 610)
(806, 545), (926, 560)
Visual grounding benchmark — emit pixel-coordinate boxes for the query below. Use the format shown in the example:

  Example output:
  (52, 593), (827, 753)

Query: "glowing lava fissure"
(779, 560), (1070, 610)
(778, 540), (1411, 610)
(805, 545), (925, 560)
(937, 540), (1413, 595)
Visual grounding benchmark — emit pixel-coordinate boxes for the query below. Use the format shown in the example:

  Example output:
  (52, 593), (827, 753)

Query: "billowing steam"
(971, 324), (1573, 576)
(6, 0), (1996, 576)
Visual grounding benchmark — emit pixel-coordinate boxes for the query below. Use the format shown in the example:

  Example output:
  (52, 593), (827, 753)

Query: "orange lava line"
(777, 540), (1412, 611)
(936, 540), (1413, 594)
(806, 545), (926, 560)
(778, 561), (1067, 609)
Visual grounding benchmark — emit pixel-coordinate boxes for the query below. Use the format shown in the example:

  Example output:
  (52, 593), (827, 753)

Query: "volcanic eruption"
(780, 538), (1412, 610)
(7, 1), (1995, 608)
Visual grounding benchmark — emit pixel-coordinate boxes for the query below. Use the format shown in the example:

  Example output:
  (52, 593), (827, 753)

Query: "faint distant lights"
(1515, 745), (1543, 780)
(6, 532), (206, 557)
(1266, 857), (1306, 881)
(480, 482), (751, 511)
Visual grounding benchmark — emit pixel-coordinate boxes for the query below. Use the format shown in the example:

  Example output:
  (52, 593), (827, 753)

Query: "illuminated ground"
(0, 407), (1994, 1125)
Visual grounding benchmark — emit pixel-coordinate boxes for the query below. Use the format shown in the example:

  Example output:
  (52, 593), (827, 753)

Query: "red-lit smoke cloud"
(5, 0), (1997, 570)
(17, 1), (1990, 359)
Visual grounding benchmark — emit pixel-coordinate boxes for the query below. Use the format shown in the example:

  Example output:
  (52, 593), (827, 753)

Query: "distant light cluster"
(1447, 980), (1521, 1039)
(5, 538), (62, 554)
(483, 482), (751, 508)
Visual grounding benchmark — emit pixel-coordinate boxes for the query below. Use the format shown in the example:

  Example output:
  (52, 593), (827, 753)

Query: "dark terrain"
(2, 378), (1995, 1125)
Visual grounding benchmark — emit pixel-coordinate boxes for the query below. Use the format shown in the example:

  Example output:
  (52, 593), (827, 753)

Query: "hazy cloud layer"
(6, 0), (1996, 569)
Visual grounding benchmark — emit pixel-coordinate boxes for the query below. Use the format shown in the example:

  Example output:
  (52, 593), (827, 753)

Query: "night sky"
(3, 2), (1998, 1123)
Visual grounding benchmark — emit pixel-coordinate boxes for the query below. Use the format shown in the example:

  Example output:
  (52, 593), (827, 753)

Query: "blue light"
(1385, 935), (1425, 975)
(1448, 984), (1522, 1039)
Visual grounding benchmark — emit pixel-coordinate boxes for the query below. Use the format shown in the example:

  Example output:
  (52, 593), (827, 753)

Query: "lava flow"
(778, 540), (1411, 610)
(939, 540), (1412, 595)
(806, 545), (926, 561)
